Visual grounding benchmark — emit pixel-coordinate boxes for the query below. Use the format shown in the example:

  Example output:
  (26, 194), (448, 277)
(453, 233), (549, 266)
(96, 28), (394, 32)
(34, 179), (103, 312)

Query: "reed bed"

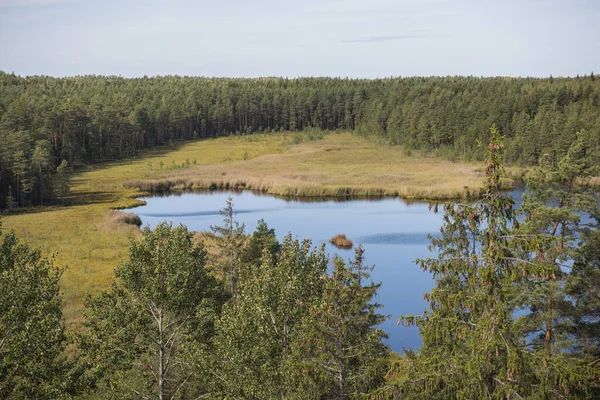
(125, 133), (489, 201)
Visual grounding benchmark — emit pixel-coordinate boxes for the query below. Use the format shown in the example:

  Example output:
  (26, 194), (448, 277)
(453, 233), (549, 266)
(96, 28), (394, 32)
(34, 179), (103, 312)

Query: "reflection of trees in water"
(141, 188), (427, 205)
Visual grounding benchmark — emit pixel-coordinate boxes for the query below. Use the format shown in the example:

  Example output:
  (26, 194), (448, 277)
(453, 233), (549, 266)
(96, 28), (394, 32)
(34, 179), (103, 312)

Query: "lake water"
(134, 189), (524, 352)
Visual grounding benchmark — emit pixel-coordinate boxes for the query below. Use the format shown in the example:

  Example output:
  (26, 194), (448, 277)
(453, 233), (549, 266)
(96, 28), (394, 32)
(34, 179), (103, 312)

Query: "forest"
(1, 127), (599, 399)
(1, 72), (600, 208)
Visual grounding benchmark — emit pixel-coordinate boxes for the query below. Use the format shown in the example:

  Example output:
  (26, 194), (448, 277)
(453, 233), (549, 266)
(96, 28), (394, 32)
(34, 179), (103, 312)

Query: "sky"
(0, 0), (598, 78)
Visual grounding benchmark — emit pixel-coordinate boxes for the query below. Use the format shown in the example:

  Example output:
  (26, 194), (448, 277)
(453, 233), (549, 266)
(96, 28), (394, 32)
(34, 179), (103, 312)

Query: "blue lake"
(134, 189), (524, 352)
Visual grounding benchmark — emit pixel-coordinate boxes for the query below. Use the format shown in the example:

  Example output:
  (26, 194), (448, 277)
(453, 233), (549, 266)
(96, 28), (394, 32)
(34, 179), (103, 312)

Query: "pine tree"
(31, 139), (54, 206)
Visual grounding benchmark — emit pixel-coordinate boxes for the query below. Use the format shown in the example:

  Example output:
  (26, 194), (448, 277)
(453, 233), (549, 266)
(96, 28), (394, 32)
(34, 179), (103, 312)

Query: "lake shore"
(0, 132), (507, 328)
(124, 133), (507, 200)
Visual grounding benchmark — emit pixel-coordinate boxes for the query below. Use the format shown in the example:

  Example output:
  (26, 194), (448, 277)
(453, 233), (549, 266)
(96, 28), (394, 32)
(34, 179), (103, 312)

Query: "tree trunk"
(545, 291), (552, 356)
(159, 309), (165, 400)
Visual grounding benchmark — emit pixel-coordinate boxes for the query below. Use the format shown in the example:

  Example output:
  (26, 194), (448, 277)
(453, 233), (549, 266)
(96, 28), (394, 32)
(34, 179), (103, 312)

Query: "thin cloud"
(343, 33), (450, 43)
(0, 0), (80, 7)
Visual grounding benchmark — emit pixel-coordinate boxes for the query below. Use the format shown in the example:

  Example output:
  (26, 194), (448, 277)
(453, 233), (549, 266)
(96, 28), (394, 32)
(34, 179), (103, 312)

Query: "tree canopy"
(2, 72), (599, 208)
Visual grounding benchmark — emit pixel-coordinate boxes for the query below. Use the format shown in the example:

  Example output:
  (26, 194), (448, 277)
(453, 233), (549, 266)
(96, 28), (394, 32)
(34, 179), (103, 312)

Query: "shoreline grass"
(125, 133), (504, 200)
(0, 132), (497, 328)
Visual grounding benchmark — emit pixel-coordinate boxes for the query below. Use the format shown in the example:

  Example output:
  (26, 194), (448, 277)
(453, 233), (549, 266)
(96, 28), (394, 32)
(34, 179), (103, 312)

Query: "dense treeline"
(1, 72), (600, 208)
(1, 130), (599, 398)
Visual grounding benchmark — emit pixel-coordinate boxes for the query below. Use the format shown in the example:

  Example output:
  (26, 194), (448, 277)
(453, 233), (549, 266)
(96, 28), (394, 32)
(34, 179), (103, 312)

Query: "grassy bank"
(1, 132), (489, 328)
(126, 132), (494, 200)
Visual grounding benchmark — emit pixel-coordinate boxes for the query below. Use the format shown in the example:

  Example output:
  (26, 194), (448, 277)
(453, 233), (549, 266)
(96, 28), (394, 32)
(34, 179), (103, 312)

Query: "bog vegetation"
(1, 127), (599, 398)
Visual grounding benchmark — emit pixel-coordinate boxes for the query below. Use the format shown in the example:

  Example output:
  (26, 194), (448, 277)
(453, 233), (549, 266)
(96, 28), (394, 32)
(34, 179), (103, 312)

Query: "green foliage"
(53, 160), (70, 201)
(388, 127), (592, 399)
(213, 235), (328, 398)
(78, 222), (227, 399)
(209, 196), (246, 293)
(0, 219), (69, 399)
(568, 215), (600, 371)
(513, 131), (600, 397)
(239, 218), (279, 269)
(287, 246), (390, 399)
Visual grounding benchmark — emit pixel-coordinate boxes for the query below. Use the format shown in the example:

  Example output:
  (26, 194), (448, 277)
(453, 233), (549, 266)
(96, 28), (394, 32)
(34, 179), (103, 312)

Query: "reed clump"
(330, 234), (353, 249)
(104, 210), (142, 230)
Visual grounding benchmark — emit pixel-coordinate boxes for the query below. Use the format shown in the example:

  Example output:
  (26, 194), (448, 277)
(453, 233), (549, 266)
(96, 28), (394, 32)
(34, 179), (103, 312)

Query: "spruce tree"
(210, 196), (246, 294)
(567, 214), (600, 396)
(239, 218), (279, 269)
(388, 127), (576, 399)
(514, 131), (600, 396)
(287, 246), (389, 399)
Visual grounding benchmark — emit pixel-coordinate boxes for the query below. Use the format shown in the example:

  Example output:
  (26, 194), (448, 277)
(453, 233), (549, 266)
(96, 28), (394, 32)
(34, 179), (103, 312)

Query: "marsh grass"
(1, 132), (490, 329)
(127, 133), (491, 200)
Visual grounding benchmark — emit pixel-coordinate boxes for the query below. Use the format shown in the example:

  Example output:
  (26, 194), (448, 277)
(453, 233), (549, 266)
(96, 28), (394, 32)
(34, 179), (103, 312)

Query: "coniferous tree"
(287, 246), (389, 399)
(567, 214), (600, 394)
(210, 196), (246, 294)
(513, 131), (600, 396)
(515, 131), (598, 354)
(53, 160), (70, 201)
(239, 218), (279, 269)
(2, 73), (600, 208)
(388, 127), (582, 399)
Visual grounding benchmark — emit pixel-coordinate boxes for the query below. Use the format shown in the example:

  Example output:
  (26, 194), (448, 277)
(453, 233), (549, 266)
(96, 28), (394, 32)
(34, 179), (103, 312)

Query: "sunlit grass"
(1, 132), (488, 329)
(128, 133), (492, 200)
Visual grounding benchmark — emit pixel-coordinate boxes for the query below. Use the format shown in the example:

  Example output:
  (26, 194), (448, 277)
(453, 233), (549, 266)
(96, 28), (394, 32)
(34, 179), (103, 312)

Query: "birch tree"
(80, 222), (227, 399)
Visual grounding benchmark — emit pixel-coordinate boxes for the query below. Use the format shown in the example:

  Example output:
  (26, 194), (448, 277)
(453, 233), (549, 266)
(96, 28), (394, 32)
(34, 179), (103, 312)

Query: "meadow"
(2, 132), (492, 328)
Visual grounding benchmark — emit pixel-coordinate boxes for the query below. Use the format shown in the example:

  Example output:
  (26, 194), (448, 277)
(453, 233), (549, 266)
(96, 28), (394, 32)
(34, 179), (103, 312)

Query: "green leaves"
(0, 229), (68, 399)
(287, 247), (390, 399)
(79, 222), (227, 399)
(213, 234), (328, 398)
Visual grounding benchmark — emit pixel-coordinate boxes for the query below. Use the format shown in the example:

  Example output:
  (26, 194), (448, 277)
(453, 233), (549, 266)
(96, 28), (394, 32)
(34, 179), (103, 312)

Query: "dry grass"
(1, 132), (489, 329)
(576, 176), (600, 189)
(104, 210), (142, 230)
(127, 133), (491, 200)
(330, 234), (353, 249)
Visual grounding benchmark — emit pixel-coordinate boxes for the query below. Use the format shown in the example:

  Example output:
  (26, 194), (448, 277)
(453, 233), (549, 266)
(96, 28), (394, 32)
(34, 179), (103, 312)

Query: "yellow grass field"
(1, 132), (491, 328)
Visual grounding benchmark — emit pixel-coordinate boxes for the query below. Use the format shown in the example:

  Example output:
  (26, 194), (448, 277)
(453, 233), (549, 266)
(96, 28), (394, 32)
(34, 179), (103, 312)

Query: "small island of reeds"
(330, 234), (353, 249)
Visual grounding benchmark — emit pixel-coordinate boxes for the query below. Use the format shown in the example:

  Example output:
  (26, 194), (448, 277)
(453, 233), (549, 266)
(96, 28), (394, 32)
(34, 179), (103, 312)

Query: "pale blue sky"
(0, 0), (598, 77)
